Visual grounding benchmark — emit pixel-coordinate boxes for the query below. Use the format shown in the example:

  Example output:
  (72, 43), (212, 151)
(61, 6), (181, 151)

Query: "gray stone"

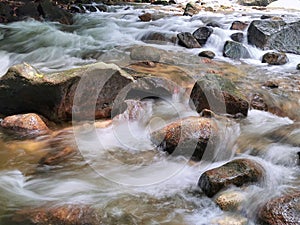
(192, 26), (213, 45)
(230, 33), (244, 43)
(238, 0), (277, 6)
(177, 32), (201, 48)
(198, 51), (215, 59)
(247, 20), (300, 54)
(223, 41), (250, 59)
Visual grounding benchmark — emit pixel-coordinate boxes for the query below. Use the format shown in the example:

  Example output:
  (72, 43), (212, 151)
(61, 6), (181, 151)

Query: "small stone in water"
(262, 52), (288, 65)
(230, 33), (244, 43)
(297, 63), (300, 70)
(139, 13), (152, 22)
(198, 50), (215, 59)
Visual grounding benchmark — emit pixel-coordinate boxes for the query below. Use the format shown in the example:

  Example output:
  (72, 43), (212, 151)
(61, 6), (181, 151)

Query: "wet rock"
(247, 20), (300, 54)
(39, 146), (76, 166)
(230, 33), (244, 43)
(297, 63), (300, 70)
(214, 190), (246, 211)
(1, 113), (50, 137)
(238, 0), (277, 6)
(150, 116), (218, 161)
(139, 13), (152, 22)
(262, 52), (288, 65)
(223, 41), (250, 59)
(12, 204), (102, 225)
(198, 51), (215, 59)
(258, 192), (300, 225)
(0, 0), (73, 24)
(230, 21), (248, 31)
(183, 2), (201, 17)
(177, 32), (201, 48)
(192, 26), (213, 46)
(190, 74), (249, 117)
(130, 46), (162, 61)
(249, 93), (268, 111)
(140, 31), (177, 45)
(198, 159), (264, 197)
(0, 62), (133, 122)
(211, 214), (248, 225)
(38, 0), (73, 24)
(206, 22), (221, 28)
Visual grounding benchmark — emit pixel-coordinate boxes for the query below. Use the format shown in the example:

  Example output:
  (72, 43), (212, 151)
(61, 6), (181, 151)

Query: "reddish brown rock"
(139, 13), (152, 22)
(1, 113), (50, 137)
(262, 52), (289, 65)
(150, 116), (218, 161)
(0, 63), (133, 122)
(198, 159), (264, 197)
(12, 204), (101, 225)
(258, 192), (300, 225)
(230, 21), (248, 31)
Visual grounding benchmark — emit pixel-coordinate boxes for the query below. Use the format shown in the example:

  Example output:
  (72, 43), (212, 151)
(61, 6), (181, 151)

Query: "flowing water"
(0, 2), (300, 224)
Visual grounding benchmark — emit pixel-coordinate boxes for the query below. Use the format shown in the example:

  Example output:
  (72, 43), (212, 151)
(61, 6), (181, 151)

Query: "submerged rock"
(262, 52), (289, 65)
(198, 159), (264, 197)
(150, 116), (218, 161)
(130, 46), (162, 61)
(140, 31), (177, 45)
(198, 50), (216, 59)
(1, 113), (50, 138)
(192, 26), (213, 46)
(249, 93), (268, 111)
(177, 32), (201, 48)
(258, 192), (300, 225)
(230, 21), (248, 31)
(211, 214), (249, 225)
(223, 41), (250, 59)
(0, 62), (133, 122)
(247, 20), (300, 54)
(190, 74), (249, 117)
(12, 204), (101, 225)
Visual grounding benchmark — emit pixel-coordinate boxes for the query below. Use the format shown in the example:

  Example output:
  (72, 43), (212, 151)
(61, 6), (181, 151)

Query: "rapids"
(0, 1), (299, 224)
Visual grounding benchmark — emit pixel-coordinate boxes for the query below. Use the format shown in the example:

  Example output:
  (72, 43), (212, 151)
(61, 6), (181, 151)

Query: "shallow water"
(0, 3), (300, 225)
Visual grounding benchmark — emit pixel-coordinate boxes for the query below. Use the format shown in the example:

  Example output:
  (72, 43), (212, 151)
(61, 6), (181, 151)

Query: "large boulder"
(247, 20), (300, 54)
(223, 41), (250, 59)
(0, 62), (133, 122)
(190, 74), (249, 117)
(192, 26), (213, 46)
(0, 113), (50, 137)
(238, 0), (277, 6)
(258, 192), (300, 225)
(150, 116), (218, 161)
(198, 159), (264, 197)
(177, 32), (201, 48)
